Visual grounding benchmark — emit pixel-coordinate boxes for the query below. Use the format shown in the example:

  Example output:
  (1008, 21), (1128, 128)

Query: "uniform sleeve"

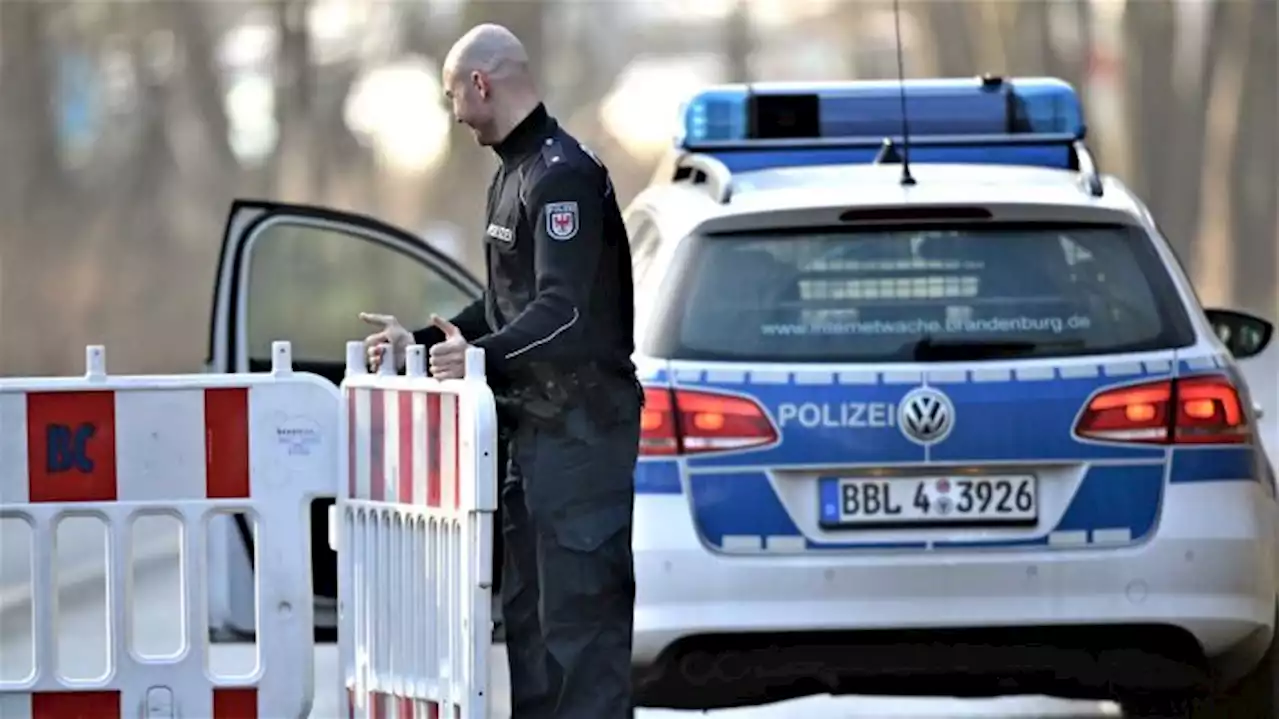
(473, 165), (603, 375)
(412, 297), (489, 346)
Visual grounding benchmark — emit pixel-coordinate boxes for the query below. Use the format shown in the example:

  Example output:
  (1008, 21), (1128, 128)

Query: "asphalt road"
(0, 551), (1120, 719)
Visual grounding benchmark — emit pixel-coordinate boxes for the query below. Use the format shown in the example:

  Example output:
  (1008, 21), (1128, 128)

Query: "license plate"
(818, 475), (1038, 528)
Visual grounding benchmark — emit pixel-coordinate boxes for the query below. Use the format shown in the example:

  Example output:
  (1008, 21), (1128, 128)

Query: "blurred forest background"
(0, 0), (1275, 375)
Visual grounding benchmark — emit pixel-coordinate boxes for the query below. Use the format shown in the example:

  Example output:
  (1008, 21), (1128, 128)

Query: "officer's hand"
(428, 314), (470, 380)
(359, 312), (412, 372)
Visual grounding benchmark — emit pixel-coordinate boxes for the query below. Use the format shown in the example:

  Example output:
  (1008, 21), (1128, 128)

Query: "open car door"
(206, 199), (482, 641)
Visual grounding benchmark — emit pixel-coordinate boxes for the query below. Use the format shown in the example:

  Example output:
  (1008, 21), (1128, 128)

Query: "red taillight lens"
(639, 387), (778, 457)
(1077, 379), (1172, 443)
(1172, 375), (1248, 444)
(1075, 374), (1250, 445)
(640, 388), (679, 456)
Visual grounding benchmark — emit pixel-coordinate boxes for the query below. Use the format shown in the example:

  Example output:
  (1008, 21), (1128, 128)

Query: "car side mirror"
(1205, 308), (1274, 360)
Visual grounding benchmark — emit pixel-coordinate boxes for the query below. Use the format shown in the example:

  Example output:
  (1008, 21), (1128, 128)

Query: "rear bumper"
(632, 481), (1278, 667)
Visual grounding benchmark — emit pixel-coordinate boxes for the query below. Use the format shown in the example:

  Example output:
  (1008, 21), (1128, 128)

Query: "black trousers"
(500, 391), (640, 719)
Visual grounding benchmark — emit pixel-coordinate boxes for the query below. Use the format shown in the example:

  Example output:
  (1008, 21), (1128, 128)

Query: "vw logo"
(898, 387), (955, 445)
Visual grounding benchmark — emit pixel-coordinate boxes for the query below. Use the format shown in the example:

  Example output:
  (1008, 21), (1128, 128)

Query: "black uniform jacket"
(414, 104), (635, 383)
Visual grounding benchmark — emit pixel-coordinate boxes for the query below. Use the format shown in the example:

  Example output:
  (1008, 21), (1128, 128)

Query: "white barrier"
(0, 341), (500, 719)
(336, 342), (499, 719)
(0, 343), (335, 718)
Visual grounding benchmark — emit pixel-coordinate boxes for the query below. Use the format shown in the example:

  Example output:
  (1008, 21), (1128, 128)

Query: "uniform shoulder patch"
(544, 201), (579, 241)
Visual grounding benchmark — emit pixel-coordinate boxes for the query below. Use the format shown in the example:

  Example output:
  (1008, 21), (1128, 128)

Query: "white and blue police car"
(620, 77), (1277, 717)
(203, 75), (1277, 717)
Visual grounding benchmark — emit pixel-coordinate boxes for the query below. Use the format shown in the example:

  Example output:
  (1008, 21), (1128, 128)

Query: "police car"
(620, 77), (1278, 716)
(203, 76), (1277, 716)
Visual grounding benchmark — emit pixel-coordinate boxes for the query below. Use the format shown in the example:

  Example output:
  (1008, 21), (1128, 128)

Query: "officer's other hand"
(428, 314), (470, 380)
(359, 312), (412, 372)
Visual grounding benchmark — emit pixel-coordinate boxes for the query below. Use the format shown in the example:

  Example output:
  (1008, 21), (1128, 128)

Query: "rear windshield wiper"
(910, 336), (1085, 362)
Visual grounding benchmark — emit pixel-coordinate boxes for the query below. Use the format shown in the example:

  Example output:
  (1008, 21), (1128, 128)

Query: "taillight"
(640, 388), (679, 456)
(1172, 375), (1248, 444)
(1076, 380), (1172, 443)
(640, 387), (778, 457)
(1074, 374), (1249, 445)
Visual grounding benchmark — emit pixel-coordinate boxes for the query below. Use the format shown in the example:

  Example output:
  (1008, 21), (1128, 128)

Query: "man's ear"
(471, 70), (488, 99)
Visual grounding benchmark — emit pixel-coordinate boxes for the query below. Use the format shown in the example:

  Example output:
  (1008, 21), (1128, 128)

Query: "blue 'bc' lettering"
(46, 423), (96, 473)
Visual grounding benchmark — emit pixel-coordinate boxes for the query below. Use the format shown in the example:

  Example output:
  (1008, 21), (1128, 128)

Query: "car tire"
(1198, 623), (1278, 718)
(1119, 692), (1196, 718)
(1122, 624), (1278, 718)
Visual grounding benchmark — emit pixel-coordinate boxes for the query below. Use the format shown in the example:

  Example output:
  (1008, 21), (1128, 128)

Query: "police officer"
(360, 23), (640, 719)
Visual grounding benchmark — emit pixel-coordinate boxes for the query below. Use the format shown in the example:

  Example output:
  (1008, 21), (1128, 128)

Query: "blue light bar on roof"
(675, 76), (1088, 173)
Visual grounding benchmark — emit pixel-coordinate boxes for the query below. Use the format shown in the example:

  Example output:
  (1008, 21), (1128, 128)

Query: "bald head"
(444, 23), (530, 80)
(441, 24), (541, 147)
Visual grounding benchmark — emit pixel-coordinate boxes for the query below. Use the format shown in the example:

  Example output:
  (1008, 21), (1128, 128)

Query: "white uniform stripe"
(384, 389), (400, 503)
(504, 307), (579, 360)
(114, 389), (207, 501)
(0, 393), (30, 505)
(354, 388), (373, 501)
(412, 393), (428, 505)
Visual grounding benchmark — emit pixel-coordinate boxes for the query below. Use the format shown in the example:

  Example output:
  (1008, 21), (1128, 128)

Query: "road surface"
(0, 551), (1120, 718)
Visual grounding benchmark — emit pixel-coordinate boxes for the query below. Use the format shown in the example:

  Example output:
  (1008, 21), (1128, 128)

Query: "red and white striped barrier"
(336, 342), (499, 719)
(0, 342), (336, 719)
(0, 340), (500, 718)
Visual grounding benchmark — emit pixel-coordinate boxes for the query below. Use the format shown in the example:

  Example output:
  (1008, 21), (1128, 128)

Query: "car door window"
(244, 222), (475, 364)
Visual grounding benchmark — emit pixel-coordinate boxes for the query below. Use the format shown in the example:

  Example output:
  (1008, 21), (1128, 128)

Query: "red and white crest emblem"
(545, 201), (579, 241)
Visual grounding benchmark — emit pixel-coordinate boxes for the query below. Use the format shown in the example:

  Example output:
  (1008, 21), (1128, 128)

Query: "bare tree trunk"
(1121, 1), (1177, 245)
(1151, 0), (1232, 271)
(913, 1), (979, 75)
(273, 0), (316, 202)
(1009, 0), (1053, 75)
(314, 60), (373, 208)
(168, 0), (238, 178)
(724, 0), (753, 84)
(78, 8), (188, 371)
(1189, 0), (1254, 307)
(0, 1), (71, 373)
(163, 0), (245, 255)
(969, 0), (1015, 74)
(905, 1), (937, 73)
(397, 0), (436, 57)
(0, 2), (65, 223)
(1227, 0), (1278, 316)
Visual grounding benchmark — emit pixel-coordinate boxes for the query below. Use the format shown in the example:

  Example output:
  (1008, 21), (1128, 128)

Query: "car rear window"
(656, 223), (1194, 363)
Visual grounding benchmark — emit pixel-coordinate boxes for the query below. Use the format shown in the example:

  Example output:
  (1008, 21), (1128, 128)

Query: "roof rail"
(1073, 141), (1104, 197)
(672, 153), (733, 204)
(869, 135), (1105, 199)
